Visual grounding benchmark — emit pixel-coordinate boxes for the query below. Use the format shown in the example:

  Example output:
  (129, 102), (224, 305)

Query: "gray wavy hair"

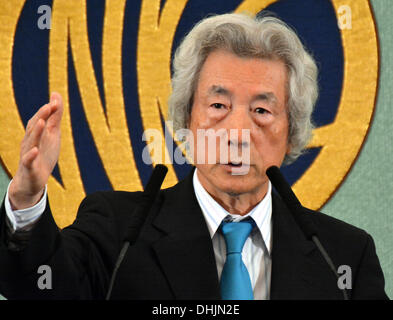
(168, 13), (318, 164)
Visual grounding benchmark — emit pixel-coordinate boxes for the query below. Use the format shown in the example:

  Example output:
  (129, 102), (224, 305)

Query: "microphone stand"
(266, 166), (349, 300)
(105, 164), (168, 300)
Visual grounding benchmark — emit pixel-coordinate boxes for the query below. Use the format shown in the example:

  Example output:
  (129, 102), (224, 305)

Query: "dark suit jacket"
(0, 170), (389, 300)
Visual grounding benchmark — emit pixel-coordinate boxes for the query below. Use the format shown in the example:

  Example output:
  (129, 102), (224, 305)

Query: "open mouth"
(226, 163), (250, 175)
(228, 162), (242, 167)
(221, 162), (250, 175)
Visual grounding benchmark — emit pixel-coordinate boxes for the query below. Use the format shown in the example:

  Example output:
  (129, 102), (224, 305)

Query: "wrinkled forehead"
(193, 49), (289, 106)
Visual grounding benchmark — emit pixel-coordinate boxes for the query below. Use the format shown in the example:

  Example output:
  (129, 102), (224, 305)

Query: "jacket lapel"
(151, 170), (221, 299)
(269, 192), (343, 300)
(150, 171), (343, 300)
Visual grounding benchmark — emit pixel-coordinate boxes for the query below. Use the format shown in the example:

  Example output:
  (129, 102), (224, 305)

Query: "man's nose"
(223, 106), (252, 147)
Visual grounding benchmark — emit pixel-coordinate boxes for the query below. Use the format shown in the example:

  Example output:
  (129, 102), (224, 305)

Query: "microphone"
(105, 164), (168, 300)
(266, 165), (349, 300)
(124, 164), (168, 243)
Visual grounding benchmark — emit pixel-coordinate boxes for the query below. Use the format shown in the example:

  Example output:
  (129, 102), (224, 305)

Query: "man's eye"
(255, 107), (268, 114)
(211, 103), (225, 109)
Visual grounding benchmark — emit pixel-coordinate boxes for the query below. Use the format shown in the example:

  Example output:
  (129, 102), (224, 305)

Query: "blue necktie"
(220, 220), (255, 300)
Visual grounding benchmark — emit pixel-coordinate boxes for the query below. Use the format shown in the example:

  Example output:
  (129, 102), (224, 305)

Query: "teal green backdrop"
(322, 0), (393, 298)
(0, 0), (391, 298)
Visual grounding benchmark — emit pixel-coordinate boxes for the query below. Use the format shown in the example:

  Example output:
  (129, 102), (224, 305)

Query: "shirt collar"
(193, 169), (272, 254)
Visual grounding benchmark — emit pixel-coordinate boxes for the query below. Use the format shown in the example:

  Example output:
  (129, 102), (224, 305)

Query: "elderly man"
(0, 13), (388, 300)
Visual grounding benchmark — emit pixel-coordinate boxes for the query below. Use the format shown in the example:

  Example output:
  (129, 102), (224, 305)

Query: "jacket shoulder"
(304, 207), (369, 241)
(77, 190), (144, 214)
(302, 207), (374, 273)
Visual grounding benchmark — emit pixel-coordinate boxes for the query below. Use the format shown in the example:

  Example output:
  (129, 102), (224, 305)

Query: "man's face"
(188, 49), (290, 197)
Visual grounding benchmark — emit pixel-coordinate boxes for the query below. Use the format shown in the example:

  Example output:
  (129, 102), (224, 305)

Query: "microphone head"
(266, 165), (317, 239)
(266, 165), (302, 208)
(266, 165), (280, 183)
(144, 164), (168, 194)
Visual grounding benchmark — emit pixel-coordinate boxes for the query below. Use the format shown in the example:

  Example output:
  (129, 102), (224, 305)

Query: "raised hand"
(8, 92), (64, 210)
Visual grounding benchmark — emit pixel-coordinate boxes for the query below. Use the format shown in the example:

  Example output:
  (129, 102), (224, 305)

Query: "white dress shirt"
(193, 169), (272, 300)
(5, 181), (47, 232)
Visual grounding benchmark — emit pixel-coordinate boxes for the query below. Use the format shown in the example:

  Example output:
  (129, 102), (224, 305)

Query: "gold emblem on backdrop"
(0, 0), (378, 228)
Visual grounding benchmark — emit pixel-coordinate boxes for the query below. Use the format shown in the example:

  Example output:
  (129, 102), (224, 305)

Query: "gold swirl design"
(0, 0), (378, 228)
(293, 0), (378, 209)
(51, 0), (142, 227)
(0, 1), (26, 192)
(236, 0), (378, 210)
(137, 0), (188, 188)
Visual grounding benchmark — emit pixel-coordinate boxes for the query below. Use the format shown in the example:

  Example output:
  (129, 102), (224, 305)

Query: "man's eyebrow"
(253, 92), (278, 105)
(208, 85), (231, 96)
(207, 86), (278, 105)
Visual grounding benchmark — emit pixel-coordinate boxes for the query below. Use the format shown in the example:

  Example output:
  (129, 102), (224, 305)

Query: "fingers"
(21, 146), (39, 169)
(50, 91), (63, 105)
(25, 103), (51, 134)
(26, 92), (63, 134)
(46, 92), (64, 129)
(26, 118), (46, 150)
(22, 92), (63, 156)
(12, 93), (63, 207)
(21, 117), (45, 162)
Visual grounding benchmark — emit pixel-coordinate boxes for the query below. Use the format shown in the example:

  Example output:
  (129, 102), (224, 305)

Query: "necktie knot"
(221, 220), (255, 254)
